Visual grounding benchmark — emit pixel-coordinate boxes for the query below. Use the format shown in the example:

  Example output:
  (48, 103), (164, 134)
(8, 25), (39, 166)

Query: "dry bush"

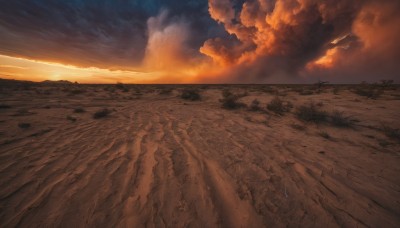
(295, 103), (328, 123)
(267, 97), (293, 115)
(181, 88), (201, 101)
(261, 86), (277, 94)
(0, 104), (11, 109)
(300, 90), (314, 95)
(67, 115), (77, 122)
(18, 123), (31, 129)
(290, 123), (306, 131)
(220, 89), (246, 109)
(333, 87), (340, 95)
(159, 88), (173, 95)
(354, 82), (383, 99)
(319, 131), (331, 139)
(115, 83), (129, 92)
(249, 99), (262, 111)
(381, 125), (400, 142)
(69, 88), (86, 95)
(74, 107), (86, 113)
(330, 111), (356, 128)
(93, 108), (112, 119)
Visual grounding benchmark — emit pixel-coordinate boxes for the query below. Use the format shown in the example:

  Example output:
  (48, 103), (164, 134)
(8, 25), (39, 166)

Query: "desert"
(0, 80), (399, 227)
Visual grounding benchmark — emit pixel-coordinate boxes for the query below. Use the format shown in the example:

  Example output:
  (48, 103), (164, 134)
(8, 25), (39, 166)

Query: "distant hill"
(0, 78), (35, 86)
(41, 80), (74, 84)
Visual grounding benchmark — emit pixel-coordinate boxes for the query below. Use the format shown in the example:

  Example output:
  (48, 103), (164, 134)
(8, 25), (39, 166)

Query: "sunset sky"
(0, 0), (399, 83)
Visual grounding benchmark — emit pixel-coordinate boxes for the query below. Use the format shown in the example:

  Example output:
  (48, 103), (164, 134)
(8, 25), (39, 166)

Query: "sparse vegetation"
(93, 108), (112, 119)
(319, 131), (331, 139)
(220, 89), (246, 109)
(333, 87), (340, 95)
(115, 82), (129, 92)
(74, 108), (86, 113)
(381, 125), (400, 142)
(266, 97), (293, 115)
(181, 88), (201, 101)
(354, 82), (383, 99)
(249, 99), (262, 111)
(290, 123), (306, 131)
(159, 88), (173, 95)
(295, 103), (328, 123)
(0, 104), (11, 109)
(67, 115), (77, 122)
(330, 111), (356, 128)
(18, 123), (31, 129)
(69, 89), (85, 95)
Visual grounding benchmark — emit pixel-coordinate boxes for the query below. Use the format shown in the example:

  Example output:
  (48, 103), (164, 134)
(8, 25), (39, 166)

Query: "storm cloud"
(0, 0), (399, 83)
(200, 0), (400, 83)
(0, 0), (222, 70)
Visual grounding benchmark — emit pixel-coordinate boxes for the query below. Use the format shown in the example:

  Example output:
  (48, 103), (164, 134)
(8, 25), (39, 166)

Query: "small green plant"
(267, 97), (292, 115)
(93, 108), (112, 119)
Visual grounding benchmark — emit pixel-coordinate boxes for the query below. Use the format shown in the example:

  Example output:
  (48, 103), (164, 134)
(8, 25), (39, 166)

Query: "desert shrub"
(295, 103), (328, 123)
(381, 125), (400, 142)
(181, 88), (201, 101)
(290, 123), (306, 131)
(18, 123), (31, 129)
(74, 108), (85, 113)
(267, 97), (292, 115)
(220, 89), (246, 109)
(69, 89), (85, 95)
(354, 82), (383, 99)
(67, 115), (77, 122)
(93, 108), (112, 119)
(159, 88), (173, 95)
(249, 99), (262, 111)
(115, 83), (126, 90)
(319, 131), (331, 139)
(333, 87), (340, 95)
(261, 86), (276, 94)
(330, 111), (355, 127)
(0, 104), (11, 109)
(300, 90), (314, 95)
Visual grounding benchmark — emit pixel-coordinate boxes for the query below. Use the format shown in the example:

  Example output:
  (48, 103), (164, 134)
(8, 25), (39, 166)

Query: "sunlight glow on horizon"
(0, 54), (188, 84)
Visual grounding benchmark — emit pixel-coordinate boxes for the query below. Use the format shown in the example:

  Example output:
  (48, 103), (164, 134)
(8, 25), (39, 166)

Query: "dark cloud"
(201, 0), (400, 83)
(0, 0), (222, 69)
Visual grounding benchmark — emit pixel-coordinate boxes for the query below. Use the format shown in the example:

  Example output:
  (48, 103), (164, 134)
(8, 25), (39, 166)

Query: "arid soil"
(0, 83), (399, 227)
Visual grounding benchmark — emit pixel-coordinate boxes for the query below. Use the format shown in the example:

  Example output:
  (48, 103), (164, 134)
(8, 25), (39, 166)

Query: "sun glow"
(0, 54), (197, 83)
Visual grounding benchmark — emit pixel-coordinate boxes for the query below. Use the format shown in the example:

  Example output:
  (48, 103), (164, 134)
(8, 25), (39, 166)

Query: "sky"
(0, 0), (399, 83)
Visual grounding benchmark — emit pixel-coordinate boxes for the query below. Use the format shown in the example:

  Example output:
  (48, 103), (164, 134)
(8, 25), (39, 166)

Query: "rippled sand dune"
(0, 84), (399, 227)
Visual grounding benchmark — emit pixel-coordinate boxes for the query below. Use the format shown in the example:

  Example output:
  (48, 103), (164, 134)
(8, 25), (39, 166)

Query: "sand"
(0, 83), (399, 227)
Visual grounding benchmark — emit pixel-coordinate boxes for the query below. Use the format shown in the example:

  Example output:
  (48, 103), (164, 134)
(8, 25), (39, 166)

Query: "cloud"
(0, 0), (221, 71)
(201, 0), (400, 83)
(143, 10), (191, 70)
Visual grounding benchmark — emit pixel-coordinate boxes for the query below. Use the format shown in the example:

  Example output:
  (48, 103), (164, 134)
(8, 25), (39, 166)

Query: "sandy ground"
(0, 84), (399, 227)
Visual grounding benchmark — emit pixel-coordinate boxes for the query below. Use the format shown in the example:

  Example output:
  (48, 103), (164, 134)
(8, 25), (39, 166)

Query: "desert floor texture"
(0, 82), (399, 227)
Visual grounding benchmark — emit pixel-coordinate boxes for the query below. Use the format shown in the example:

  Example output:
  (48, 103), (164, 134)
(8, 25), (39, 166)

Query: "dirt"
(0, 84), (399, 227)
